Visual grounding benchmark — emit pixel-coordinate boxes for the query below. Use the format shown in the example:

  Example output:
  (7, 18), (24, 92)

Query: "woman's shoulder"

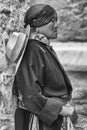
(23, 39), (46, 62)
(28, 39), (40, 47)
(27, 39), (46, 53)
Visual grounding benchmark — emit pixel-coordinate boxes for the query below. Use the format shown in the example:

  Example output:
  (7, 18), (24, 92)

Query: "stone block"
(57, 1), (87, 41)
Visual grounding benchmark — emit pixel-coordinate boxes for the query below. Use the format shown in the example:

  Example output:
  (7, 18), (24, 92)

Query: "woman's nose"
(54, 22), (58, 28)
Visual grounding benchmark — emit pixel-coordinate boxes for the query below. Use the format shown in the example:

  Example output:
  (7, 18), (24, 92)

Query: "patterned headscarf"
(24, 4), (57, 28)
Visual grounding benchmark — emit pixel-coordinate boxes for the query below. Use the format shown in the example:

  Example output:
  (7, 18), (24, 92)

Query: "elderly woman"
(12, 4), (76, 130)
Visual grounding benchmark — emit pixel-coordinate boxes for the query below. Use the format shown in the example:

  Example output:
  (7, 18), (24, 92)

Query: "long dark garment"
(15, 108), (30, 130)
(12, 39), (72, 130)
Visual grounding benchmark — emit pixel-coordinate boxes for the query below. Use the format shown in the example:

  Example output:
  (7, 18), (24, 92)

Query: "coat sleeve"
(14, 47), (65, 126)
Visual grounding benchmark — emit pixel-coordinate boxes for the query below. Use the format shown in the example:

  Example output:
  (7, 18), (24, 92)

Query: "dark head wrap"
(24, 4), (57, 28)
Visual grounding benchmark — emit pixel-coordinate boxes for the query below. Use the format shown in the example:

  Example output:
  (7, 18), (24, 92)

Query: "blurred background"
(0, 0), (87, 130)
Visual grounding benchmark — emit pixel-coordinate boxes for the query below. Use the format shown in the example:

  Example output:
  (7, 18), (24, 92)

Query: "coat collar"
(30, 32), (50, 46)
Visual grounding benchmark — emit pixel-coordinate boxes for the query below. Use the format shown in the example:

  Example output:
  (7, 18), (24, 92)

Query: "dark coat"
(13, 39), (72, 130)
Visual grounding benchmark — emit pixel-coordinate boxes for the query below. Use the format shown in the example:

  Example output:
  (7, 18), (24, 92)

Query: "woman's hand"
(60, 103), (77, 124)
(59, 104), (75, 117)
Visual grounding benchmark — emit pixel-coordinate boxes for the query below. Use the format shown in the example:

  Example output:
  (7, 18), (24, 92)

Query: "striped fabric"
(29, 114), (39, 130)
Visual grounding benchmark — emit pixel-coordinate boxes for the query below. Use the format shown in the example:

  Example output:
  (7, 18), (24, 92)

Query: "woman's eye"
(52, 19), (55, 23)
(52, 18), (57, 23)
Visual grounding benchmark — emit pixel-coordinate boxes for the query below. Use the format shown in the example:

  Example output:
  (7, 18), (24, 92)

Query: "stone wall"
(57, 1), (87, 41)
(0, 0), (87, 130)
(0, 1), (30, 129)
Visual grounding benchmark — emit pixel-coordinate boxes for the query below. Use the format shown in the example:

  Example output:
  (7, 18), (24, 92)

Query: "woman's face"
(37, 16), (58, 39)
